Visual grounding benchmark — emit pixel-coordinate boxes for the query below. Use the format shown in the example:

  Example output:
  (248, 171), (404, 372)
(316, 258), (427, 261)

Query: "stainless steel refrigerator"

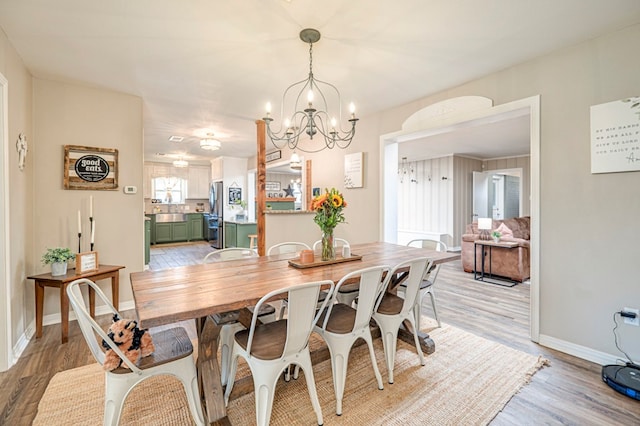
(207, 181), (224, 248)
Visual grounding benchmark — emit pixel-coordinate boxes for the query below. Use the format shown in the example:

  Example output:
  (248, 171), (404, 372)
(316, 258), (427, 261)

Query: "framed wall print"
(64, 145), (119, 190)
(76, 251), (99, 274)
(344, 152), (364, 188)
(228, 186), (242, 205)
(265, 181), (281, 191)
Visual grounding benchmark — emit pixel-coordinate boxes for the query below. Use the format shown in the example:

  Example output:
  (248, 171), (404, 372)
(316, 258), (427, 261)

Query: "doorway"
(473, 168), (523, 221)
(0, 71), (10, 371)
(380, 95), (541, 342)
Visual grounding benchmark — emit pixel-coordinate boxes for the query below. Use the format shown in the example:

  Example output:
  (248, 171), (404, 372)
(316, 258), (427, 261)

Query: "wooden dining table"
(130, 241), (460, 425)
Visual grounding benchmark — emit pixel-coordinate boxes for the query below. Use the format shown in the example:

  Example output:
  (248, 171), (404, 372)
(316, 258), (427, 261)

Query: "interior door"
(472, 171), (489, 222)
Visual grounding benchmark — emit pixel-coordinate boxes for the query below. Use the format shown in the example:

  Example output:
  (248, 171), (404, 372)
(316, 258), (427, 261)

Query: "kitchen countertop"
(224, 220), (257, 225)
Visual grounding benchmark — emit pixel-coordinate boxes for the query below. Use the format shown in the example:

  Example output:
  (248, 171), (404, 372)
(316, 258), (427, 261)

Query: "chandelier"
(263, 28), (358, 153)
(200, 133), (221, 151)
(172, 158), (188, 168)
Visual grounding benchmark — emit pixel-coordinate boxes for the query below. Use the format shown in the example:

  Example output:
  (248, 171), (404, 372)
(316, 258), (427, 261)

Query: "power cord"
(612, 312), (638, 366)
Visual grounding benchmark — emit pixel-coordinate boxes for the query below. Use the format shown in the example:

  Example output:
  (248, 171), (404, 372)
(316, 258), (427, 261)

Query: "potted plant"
(42, 247), (76, 276)
(491, 231), (502, 243)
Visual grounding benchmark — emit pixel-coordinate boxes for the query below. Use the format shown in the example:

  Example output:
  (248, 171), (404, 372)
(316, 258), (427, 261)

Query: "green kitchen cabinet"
(155, 223), (173, 243)
(155, 221), (188, 243)
(187, 213), (203, 241)
(148, 214), (156, 244)
(172, 222), (188, 241)
(144, 218), (151, 264)
(224, 221), (257, 248)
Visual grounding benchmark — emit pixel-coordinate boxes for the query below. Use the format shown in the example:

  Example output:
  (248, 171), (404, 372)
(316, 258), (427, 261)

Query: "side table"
(473, 240), (519, 287)
(27, 264), (125, 343)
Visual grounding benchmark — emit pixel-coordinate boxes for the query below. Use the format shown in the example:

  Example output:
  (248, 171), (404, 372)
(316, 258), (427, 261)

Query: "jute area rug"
(33, 322), (547, 425)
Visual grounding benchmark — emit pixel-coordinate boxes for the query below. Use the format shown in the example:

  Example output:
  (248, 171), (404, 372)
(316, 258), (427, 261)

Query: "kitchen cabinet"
(144, 218), (151, 264)
(155, 222), (188, 243)
(266, 197), (296, 211)
(187, 166), (211, 199)
(187, 213), (204, 241)
(224, 221), (257, 248)
(148, 214), (156, 244)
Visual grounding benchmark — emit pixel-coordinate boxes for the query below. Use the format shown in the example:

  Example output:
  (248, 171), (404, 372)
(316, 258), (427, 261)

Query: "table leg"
(196, 316), (229, 424)
(60, 284), (69, 344)
(397, 319), (435, 355)
(111, 272), (120, 310)
(88, 287), (96, 318)
(35, 282), (44, 338)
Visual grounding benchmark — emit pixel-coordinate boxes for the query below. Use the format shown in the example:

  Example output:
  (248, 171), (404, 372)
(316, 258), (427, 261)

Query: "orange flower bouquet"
(311, 188), (347, 260)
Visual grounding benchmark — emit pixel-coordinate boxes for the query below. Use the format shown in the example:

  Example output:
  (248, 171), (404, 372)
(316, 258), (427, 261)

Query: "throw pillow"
(495, 222), (513, 238)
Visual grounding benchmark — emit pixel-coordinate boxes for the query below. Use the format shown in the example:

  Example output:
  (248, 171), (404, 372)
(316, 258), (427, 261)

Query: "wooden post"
(256, 120), (266, 256)
(306, 159), (313, 209)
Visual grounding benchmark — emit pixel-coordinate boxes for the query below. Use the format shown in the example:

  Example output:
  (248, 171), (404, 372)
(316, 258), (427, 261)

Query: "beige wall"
(352, 24), (639, 361)
(0, 27), (34, 367)
(32, 79), (144, 321)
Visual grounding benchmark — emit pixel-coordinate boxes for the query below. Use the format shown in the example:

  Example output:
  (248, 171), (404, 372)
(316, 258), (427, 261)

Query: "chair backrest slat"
(380, 257), (431, 315)
(323, 265), (389, 332)
(246, 280), (334, 358)
(67, 278), (141, 372)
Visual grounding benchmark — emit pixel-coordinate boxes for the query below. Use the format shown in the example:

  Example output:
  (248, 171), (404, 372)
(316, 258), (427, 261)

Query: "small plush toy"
(102, 314), (155, 371)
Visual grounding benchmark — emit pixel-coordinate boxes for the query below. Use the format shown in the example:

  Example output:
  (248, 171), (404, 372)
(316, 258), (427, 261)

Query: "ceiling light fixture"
(289, 152), (302, 170)
(200, 133), (221, 151)
(173, 158), (189, 168)
(263, 28), (358, 153)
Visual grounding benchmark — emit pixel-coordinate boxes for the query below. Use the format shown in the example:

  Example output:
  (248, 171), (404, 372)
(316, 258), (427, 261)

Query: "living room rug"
(33, 323), (547, 425)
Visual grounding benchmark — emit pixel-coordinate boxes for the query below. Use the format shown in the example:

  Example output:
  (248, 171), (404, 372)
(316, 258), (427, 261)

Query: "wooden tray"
(288, 253), (363, 269)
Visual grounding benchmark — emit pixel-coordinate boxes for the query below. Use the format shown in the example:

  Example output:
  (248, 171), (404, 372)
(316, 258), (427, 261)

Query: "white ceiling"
(1, 0), (639, 163)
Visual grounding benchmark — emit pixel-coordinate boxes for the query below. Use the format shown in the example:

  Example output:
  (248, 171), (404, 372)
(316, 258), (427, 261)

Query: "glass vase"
(321, 230), (335, 261)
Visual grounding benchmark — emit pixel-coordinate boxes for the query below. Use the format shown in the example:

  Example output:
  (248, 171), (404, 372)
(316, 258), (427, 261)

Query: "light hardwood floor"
(1, 241), (638, 425)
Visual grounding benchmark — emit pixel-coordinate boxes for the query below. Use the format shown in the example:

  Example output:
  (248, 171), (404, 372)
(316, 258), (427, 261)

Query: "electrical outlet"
(622, 307), (640, 326)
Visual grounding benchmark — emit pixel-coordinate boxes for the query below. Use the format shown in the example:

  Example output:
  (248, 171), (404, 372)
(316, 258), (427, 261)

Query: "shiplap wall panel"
(453, 156), (483, 247)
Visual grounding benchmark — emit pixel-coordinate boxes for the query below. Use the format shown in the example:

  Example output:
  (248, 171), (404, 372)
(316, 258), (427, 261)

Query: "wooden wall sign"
(64, 145), (119, 190)
(76, 251), (99, 274)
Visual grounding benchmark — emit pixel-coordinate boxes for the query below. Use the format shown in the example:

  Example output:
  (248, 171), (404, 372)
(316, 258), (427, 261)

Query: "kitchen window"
(153, 176), (187, 204)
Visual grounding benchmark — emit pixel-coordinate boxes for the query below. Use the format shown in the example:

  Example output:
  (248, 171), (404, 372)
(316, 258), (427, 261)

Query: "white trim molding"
(0, 72), (11, 372)
(539, 334), (624, 366)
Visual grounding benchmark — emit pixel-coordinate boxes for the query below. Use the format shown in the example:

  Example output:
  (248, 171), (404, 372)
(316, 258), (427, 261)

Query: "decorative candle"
(91, 219), (95, 244)
(77, 210), (81, 234)
(89, 196), (93, 218)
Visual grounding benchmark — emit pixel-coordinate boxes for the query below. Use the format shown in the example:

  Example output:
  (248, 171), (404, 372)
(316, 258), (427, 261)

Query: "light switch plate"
(123, 186), (137, 194)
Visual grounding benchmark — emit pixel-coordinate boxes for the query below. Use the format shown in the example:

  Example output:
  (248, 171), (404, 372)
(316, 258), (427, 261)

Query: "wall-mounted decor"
(344, 152), (364, 188)
(64, 145), (119, 190)
(590, 96), (640, 174)
(265, 181), (281, 191)
(266, 150), (282, 162)
(16, 133), (27, 171)
(228, 186), (242, 205)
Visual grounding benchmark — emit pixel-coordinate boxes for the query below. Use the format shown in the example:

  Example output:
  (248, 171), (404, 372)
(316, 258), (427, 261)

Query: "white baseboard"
(538, 333), (624, 366)
(9, 300), (137, 366)
(42, 300), (136, 327)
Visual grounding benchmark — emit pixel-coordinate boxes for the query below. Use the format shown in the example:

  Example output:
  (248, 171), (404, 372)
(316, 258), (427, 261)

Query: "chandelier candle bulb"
(266, 102), (272, 114)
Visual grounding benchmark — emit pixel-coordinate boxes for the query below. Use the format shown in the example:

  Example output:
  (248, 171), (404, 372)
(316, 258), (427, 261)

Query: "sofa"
(461, 216), (530, 282)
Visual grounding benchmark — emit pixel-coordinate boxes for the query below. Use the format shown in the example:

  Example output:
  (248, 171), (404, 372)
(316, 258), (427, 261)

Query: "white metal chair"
(202, 249), (277, 386)
(224, 280), (335, 426)
(67, 278), (205, 426)
(267, 242), (319, 321)
(372, 257), (431, 384)
(203, 247), (257, 263)
(403, 239), (448, 329)
(314, 239), (360, 306)
(313, 265), (389, 415)
(267, 241), (311, 256)
(407, 238), (448, 252)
